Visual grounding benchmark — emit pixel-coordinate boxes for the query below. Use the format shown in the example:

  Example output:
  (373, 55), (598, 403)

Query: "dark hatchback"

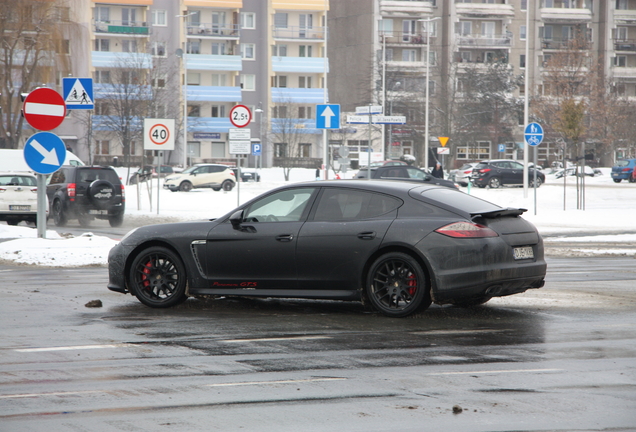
(355, 165), (458, 189)
(471, 159), (545, 188)
(108, 180), (546, 317)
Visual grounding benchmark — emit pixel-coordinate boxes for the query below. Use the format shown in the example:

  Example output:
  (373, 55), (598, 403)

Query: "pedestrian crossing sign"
(63, 77), (94, 110)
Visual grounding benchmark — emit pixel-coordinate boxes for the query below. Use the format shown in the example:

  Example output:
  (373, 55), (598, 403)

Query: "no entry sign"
(23, 88), (66, 131)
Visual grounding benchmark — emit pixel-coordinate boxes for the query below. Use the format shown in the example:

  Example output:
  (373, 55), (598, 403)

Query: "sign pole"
(157, 152), (162, 215)
(36, 174), (47, 238)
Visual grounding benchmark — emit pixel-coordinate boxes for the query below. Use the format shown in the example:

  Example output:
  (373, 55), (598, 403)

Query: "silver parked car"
(449, 163), (478, 186)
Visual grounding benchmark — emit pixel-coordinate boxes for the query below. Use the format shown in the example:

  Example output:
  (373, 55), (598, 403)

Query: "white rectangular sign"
(347, 115), (406, 124)
(229, 140), (251, 154)
(229, 128), (251, 140)
(356, 105), (383, 115)
(437, 147), (450, 154)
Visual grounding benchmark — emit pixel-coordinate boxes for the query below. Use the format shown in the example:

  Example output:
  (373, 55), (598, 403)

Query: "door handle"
(357, 231), (376, 240)
(276, 234), (294, 242)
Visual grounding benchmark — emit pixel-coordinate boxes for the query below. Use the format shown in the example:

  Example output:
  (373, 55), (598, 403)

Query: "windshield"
(419, 188), (502, 214)
(616, 160), (630, 167)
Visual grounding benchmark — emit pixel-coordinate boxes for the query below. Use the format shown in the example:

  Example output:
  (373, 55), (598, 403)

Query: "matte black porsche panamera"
(108, 180), (546, 317)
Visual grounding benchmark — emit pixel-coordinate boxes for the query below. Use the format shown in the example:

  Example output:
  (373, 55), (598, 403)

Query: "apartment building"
(329, 0), (636, 169)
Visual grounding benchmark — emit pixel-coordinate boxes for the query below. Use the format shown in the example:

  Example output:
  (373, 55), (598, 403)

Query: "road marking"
(411, 329), (505, 335)
(0, 390), (101, 399)
(427, 368), (562, 376)
(220, 336), (330, 343)
(15, 344), (131, 352)
(205, 377), (346, 388)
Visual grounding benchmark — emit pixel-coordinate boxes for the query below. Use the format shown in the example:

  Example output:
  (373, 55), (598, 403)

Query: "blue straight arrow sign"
(316, 104), (340, 129)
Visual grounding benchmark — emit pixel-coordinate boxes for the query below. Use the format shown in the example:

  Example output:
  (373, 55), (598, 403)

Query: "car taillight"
(623, 168), (631, 172)
(30, 188), (38, 193)
(121, 184), (125, 201)
(230, 171), (235, 176)
(0, 188), (5, 193)
(435, 222), (498, 238)
(463, 169), (472, 174)
(68, 183), (76, 201)
(478, 168), (491, 173)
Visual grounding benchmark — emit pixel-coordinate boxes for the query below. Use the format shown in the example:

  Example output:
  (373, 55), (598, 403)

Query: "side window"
(380, 168), (408, 178)
(243, 188), (315, 222)
(314, 189), (402, 221)
(510, 162), (523, 170)
(49, 170), (65, 184)
(406, 167), (426, 180)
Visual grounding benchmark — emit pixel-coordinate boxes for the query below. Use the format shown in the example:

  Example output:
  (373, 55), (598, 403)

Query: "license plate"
(9, 205), (30, 211)
(88, 209), (108, 215)
(513, 246), (534, 260)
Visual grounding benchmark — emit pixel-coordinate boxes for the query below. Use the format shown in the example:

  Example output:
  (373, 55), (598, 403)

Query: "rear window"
(0, 175), (36, 186)
(418, 188), (502, 214)
(76, 168), (120, 184)
(474, 163), (489, 169)
(615, 160), (631, 167)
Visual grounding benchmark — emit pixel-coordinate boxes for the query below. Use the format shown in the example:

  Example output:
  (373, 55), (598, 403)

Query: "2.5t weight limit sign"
(144, 119), (175, 150)
(229, 105), (252, 128)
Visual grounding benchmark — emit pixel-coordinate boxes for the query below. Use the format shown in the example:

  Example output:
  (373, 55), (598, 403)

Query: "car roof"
(291, 179), (447, 195)
(0, 171), (35, 176)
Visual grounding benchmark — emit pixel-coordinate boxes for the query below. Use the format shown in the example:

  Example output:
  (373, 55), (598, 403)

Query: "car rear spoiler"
(470, 207), (527, 219)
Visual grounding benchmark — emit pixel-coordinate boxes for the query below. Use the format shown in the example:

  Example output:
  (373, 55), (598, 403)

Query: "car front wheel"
(530, 177), (543, 188)
(179, 181), (193, 192)
(129, 246), (188, 308)
(366, 252), (431, 317)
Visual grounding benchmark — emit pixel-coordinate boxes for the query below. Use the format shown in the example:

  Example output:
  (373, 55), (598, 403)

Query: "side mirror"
(229, 210), (244, 230)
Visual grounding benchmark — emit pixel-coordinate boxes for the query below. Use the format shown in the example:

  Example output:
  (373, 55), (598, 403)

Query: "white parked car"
(449, 163), (478, 186)
(163, 164), (236, 192)
(0, 172), (48, 226)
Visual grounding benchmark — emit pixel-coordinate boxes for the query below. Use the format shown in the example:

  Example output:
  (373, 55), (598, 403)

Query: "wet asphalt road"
(0, 256), (635, 431)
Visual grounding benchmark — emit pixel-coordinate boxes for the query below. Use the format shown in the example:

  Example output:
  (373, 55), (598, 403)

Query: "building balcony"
(272, 56), (329, 73)
(186, 85), (242, 102)
(611, 66), (636, 79)
(540, 37), (591, 50)
(385, 59), (428, 72)
(456, 33), (512, 48)
(271, 88), (326, 104)
(540, 7), (592, 23)
(188, 117), (233, 133)
(93, 83), (153, 100)
(614, 8), (636, 24)
(271, 118), (321, 135)
(455, 3), (514, 19)
(185, 54), (242, 71)
(93, 20), (150, 36)
(92, 115), (144, 132)
(614, 39), (636, 52)
(379, 0), (433, 16)
(272, 26), (326, 41)
(187, 23), (240, 40)
(92, 51), (152, 68)
(379, 31), (433, 46)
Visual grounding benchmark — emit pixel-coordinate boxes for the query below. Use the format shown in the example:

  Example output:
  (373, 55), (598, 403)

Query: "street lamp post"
(419, 17), (440, 170)
(255, 106), (263, 169)
(176, 12), (196, 169)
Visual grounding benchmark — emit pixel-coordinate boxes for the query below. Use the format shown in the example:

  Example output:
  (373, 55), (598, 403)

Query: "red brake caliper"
(407, 273), (417, 296)
(142, 260), (152, 288)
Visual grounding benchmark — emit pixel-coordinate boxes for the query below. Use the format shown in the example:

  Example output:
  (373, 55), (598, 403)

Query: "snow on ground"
(0, 166), (634, 267)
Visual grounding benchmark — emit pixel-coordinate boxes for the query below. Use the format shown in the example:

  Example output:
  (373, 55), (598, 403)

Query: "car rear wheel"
(78, 214), (92, 227)
(52, 200), (67, 227)
(366, 252), (431, 317)
(109, 213), (124, 228)
(129, 246), (188, 308)
(222, 180), (234, 191)
(613, 179), (622, 183)
(179, 181), (193, 192)
(488, 177), (501, 188)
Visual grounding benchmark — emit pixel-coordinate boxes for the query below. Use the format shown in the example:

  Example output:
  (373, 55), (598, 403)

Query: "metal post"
(367, 103), (372, 180)
(36, 174), (46, 238)
(419, 17), (440, 170)
(177, 12), (195, 170)
(523, 1), (530, 197)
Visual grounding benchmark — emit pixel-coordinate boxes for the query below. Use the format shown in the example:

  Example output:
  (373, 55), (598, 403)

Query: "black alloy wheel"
(129, 246), (188, 308)
(366, 252), (431, 317)
(179, 181), (193, 192)
(488, 177), (501, 188)
(52, 200), (67, 227)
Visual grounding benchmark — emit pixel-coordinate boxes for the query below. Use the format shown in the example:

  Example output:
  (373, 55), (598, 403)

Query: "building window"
(152, 10), (167, 26)
(56, 39), (70, 54)
(211, 105), (226, 117)
(272, 75), (287, 88)
(299, 143), (311, 158)
(458, 21), (471, 36)
(94, 6), (109, 22)
(188, 142), (201, 158)
(615, 56), (627, 67)
(275, 143), (288, 157)
(402, 49), (417, 62)
(122, 40), (137, 53)
(151, 76), (166, 88)
(273, 44), (287, 56)
(241, 74), (255, 91)
(298, 106), (313, 119)
(520, 25), (526, 40)
(298, 76), (312, 88)
(95, 140), (109, 155)
(152, 42), (166, 57)
(212, 42), (226, 55)
(55, 7), (70, 22)
(122, 8), (137, 26)
(456, 141), (490, 160)
(187, 72), (200, 85)
(520, 54), (526, 68)
(188, 105), (200, 117)
(299, 45), (313, 57)
(94, 39), (109, 52)
(241, 43), (255, 59)
(241, 12), (255, 29)
(211, 74), (227, 86)
(95, 101), (109, 116)
(274, 13), (288, 29)
(187, 40), (200, 54)
(94, 70), (110, 83)
(272, 106), (287, 118)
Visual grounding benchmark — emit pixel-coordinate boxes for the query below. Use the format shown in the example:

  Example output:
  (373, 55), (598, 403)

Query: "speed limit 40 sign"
(229, 105), (252, 128)
(144, 118), (175, 150)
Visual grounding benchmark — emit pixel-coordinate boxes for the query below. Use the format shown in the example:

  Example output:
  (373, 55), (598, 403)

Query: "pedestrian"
(431, 162), (444, 179)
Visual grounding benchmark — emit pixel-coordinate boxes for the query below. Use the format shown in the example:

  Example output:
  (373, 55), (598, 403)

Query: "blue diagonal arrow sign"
(24, 132), (67, 175)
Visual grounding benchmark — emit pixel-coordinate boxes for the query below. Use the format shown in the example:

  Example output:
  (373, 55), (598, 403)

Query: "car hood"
(120, 219), (221, 246)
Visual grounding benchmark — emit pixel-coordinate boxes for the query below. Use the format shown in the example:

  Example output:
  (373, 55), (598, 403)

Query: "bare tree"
(0, 0), (74, 148)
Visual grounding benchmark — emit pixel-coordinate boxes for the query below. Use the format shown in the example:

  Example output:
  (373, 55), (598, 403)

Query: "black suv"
(471, 159), (545, 188)
(47, 166), (125, 227)
(355, 165), (458, 189)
